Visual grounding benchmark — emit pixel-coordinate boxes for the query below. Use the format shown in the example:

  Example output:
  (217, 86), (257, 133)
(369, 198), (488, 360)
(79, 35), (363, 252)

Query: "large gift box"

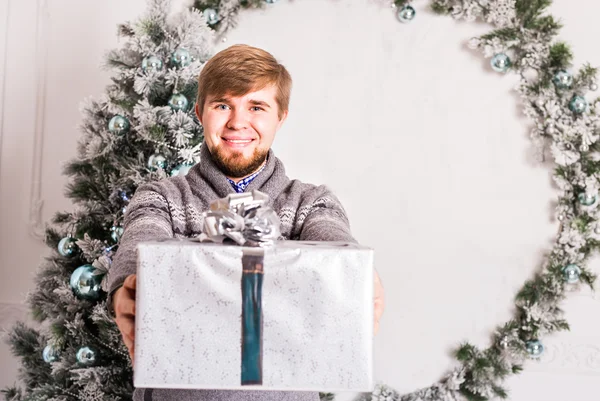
(133, 191), (374, 392)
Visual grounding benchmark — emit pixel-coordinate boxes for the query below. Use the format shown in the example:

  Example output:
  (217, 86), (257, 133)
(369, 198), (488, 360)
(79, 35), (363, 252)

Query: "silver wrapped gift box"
(133, 239), (374, 392)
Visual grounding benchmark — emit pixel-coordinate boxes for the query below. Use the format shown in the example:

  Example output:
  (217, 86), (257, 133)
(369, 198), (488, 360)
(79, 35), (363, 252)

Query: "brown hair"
(196, 44), (292, 120)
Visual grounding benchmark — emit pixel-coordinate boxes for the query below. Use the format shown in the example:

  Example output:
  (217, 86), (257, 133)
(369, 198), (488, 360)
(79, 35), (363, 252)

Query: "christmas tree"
(0, 0), (270, 398)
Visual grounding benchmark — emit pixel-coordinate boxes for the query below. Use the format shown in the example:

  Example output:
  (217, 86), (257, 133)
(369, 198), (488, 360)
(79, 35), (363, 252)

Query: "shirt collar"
(226, 162), (267, 193)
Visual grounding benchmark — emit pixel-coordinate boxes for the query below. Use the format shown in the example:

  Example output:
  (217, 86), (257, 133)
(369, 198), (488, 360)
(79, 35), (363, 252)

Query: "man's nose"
(226, 108), (250, 130)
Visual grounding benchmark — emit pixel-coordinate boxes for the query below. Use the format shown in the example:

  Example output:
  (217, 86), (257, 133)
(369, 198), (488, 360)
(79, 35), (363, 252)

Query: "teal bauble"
(562, 264), (582, 284)
(553, 70), (573, 89)
(170, 163), (194, 177)
(42, 344), (60, 363)
(70, 265), (103, 300)
(76, 346), (96, 366)
(57, 236), (77, 257)
(491, 53), (511, 73)
(148, 153), (167, 171)
(526, 340), (544, 357)
(171, 48), (191, 68)
(108, 115), (130, 135)
(203, 8), (219, 25)
(569, 95), (588, 114)
(396, 5), (416, 23)
(264, 0), (279, 3)
(141, 55), (163, 73)
(578, 192), (597, 206)
(110, 226), (124, 242)
(168, 93), (189, 111)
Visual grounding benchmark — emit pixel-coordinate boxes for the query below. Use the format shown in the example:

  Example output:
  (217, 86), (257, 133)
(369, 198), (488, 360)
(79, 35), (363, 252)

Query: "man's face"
(195, 84), (288, 179)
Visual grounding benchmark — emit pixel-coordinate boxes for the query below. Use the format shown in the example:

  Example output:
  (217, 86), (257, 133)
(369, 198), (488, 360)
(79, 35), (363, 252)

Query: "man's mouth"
(222, 138), (254, 148)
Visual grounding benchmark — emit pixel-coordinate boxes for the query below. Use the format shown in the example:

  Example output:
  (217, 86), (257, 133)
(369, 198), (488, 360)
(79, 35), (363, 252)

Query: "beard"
(209, 145), (268, 178)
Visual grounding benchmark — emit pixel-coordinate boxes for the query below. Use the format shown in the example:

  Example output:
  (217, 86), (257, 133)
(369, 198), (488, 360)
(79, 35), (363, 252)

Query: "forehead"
(207, 84), (277, 103)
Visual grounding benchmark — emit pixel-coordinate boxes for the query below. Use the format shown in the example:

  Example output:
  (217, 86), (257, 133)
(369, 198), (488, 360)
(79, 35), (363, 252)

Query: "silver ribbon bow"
(198, 190), (281, 247)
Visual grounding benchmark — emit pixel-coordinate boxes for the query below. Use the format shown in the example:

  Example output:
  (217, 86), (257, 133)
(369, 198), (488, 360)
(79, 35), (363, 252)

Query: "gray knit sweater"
(107, 144), (356, 401)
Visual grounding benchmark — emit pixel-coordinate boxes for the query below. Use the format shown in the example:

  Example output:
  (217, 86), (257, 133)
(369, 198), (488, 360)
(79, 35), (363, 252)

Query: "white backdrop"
(1, 0), (600, 399)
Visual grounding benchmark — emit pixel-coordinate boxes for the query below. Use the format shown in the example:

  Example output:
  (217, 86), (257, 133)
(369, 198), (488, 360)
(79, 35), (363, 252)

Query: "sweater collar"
(187, 144), (290, 201)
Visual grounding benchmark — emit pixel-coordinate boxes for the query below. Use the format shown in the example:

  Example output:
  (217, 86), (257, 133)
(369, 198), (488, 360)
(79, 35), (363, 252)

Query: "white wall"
(1, 0), (600, 399)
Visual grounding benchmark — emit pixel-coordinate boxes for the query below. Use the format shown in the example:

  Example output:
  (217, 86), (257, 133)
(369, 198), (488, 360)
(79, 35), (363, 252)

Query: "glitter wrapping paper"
(134, 239), (374, 392)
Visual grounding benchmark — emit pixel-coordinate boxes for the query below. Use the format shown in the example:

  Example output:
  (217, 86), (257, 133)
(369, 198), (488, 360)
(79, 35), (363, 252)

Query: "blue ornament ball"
(397, 5), (416, 23)
(42, 344), (60, 363)
(170, 163), (194, 177)
(562, 263), (582, 284)
(491, 53), (511, 73)
(108, 115), (130, 135)
(70, 264), (103, 300)
(171, 48), (191, 68)
(168, 93), (189, 111)
(526, 340), (544, 357)
(142, 55), (163, 73)
(57, 236), (77, 257)
(76, 346), (96, 366)
(569, 95), (588, 114)
(553, 70), (573, 89)
(110, 226), (124, 242)
(578, 192), (597, 206)
(148, 153), (167, 171)
(264, 0), (279, 3)
(203, 8), (220, 25)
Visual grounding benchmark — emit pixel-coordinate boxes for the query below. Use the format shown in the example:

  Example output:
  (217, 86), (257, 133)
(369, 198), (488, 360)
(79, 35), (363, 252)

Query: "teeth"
(226, 139), (251, 143)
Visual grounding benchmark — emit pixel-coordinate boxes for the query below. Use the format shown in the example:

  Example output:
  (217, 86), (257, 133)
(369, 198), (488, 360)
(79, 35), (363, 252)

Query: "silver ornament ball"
(69, 264), (103, 300)
(108, 115), (130, 135)
(76, 346), (96, 366)
(168, 93), (189, 111)
(43, 344), (60, 363)
(203, 8), (220, 25)
(142, 55), (163, 73)
(148, 153), (167, 171)
(397, 5), (416, 23)
(491, 53), (511, 73)
(562, 263), (582, 284)
(526, 340), (544, 357)
(569, 95), (588, 114)
(578, 192), (597, 206)
(552, 70), (573, 89)
(57, 236), (77, 257)
(171, 48), (192, 68)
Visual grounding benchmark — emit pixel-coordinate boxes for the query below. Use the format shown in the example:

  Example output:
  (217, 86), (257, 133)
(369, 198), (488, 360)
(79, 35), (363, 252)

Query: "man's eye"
(251, 107), (263, 111)
(217, 104), (229, 110)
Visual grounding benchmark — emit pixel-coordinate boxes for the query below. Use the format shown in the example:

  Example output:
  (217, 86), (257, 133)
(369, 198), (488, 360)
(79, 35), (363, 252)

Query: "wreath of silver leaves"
(57, 0), (599, 399)
(189, 0), (599, 400)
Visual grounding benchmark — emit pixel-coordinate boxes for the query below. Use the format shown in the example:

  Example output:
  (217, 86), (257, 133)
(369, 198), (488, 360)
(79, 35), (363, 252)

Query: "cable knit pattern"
(107, 145), (356, 401)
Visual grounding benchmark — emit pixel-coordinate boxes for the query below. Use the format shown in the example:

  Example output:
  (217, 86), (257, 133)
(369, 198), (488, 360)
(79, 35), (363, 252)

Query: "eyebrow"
(209, 97), (272, 108)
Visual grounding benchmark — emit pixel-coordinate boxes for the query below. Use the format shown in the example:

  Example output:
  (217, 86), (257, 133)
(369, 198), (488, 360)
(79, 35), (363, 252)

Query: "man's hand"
(113, 274), (137, 365)
(374, 270), (385, 336)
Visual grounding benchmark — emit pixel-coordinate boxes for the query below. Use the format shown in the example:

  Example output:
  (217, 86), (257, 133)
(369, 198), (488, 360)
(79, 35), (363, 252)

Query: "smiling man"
(107, 44), (385, 401)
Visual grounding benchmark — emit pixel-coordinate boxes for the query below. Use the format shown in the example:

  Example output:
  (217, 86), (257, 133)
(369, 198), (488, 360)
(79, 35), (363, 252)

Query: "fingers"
(114, 275), (137, 364)
(115, 314), (136, 362)
(124, 274), (136, 290)
(123, 274), (137, 298)
(373, 270), (385, 336)
(116, 296), (136, 317)
(116, 315), (135, 341)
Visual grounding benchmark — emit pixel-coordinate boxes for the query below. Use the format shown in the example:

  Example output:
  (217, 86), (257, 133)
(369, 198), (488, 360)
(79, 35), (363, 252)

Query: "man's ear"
(195, 102), (203, 125)
(277, 110), (289, 130)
